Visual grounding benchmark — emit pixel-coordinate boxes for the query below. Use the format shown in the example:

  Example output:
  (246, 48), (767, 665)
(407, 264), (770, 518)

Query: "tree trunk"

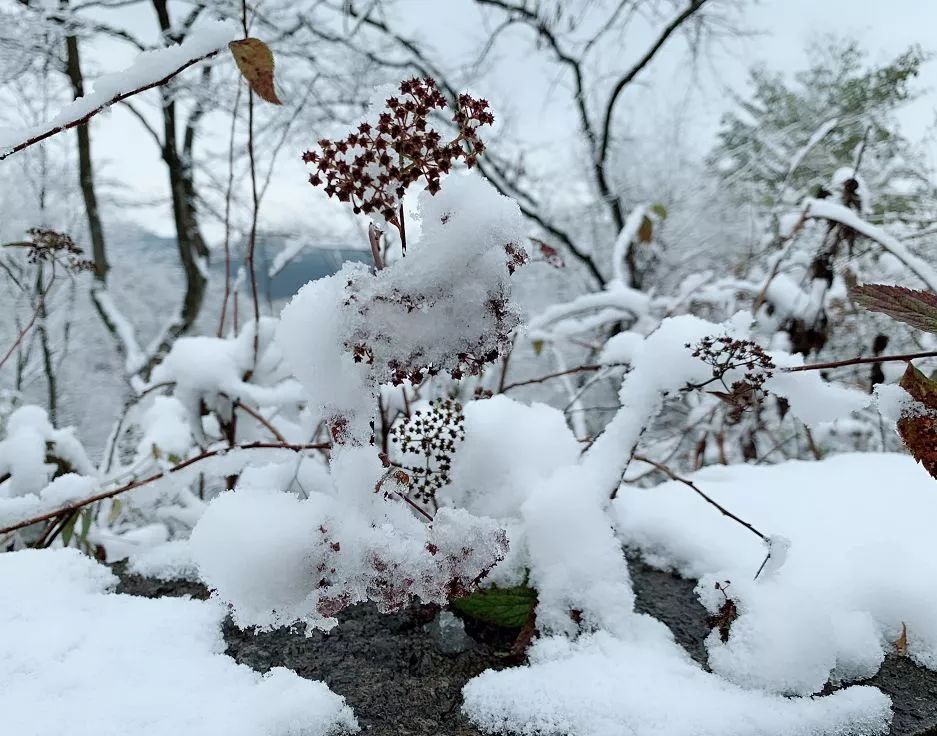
(63, 32), (108, 282)
(152, 0), (208, 341)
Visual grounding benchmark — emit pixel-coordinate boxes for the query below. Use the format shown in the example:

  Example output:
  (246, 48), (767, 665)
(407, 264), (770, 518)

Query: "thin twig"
(232, 398), (287, 442)
(0, 441), (330, 536)
(240, 0), (261, 363)
(502, 363), (620, 391)
(368, 223), (385, 270)
(218, 82), (242, 337)
(0, 299), (42, 371)
(633, 454), (767, 542)
(784, 350), (937, 373)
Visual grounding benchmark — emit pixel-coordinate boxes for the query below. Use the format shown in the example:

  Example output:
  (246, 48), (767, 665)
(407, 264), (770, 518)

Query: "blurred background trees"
(2, 0), (936, 466)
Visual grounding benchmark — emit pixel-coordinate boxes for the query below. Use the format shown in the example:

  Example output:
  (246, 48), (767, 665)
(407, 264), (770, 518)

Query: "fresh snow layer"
(463, 622), (891, 736)
(128, 538), (199, 581)
(0, 19), (238, 152)
(276, 171), (525, 445)
(614, 453), (937, 693)
(0, 548), (358, 736)
(0, 405), (96, 525)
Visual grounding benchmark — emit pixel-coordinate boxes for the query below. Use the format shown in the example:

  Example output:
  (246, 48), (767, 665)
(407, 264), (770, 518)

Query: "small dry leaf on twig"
(229, 38), (281, 105)
(895, 622), (909, 657)
(896, 363), (937, 480)
(706, 581), (738, 644)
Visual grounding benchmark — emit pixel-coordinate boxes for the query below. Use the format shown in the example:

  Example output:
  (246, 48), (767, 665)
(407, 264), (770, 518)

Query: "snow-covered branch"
(0, 19), (238, 160)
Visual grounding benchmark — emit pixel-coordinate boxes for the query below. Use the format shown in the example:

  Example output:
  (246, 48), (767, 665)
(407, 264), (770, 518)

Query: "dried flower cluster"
(388, 398), (465, 509)
(302, 77), (494, 226)
(689, 336), (776, 422)
(345, 282), (519, 386)
(22, 228), (93, 273)
(311, 512), (508, 619)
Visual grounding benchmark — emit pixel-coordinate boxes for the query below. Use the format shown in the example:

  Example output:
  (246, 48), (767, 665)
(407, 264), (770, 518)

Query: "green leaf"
(107, 499), (122, 526)
(79, 509), (92, 544)
(451, 583), (537, 628)
(897, 362), (937, 480)
(851, 283), (937, 334)
(650, 202), (668, 220)
(60, 512), (78, 548)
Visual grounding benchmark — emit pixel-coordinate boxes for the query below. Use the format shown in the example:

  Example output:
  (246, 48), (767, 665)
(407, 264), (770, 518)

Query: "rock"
(112, 558), (937, 736)
(428, 611), (475, 656)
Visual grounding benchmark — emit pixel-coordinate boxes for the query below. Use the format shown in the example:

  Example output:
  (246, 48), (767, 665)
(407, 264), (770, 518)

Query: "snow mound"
(614, 453), (937, 693)
(463, 621), (891, 736)
(0, 548), (358, 736)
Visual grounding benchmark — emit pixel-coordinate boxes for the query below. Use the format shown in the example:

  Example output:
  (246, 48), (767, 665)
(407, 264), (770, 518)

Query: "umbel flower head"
(302, 77), (494, 223)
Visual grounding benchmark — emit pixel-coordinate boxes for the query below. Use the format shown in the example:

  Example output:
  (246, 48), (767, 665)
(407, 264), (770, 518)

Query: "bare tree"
(294, 0), (737, 290)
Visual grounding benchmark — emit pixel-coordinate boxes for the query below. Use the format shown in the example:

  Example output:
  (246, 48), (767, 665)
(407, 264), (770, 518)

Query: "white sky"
(32, 0), (937, 239)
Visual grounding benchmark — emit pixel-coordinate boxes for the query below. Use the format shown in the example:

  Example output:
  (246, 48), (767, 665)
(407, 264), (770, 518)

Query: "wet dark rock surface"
(114, 558), (937, 735)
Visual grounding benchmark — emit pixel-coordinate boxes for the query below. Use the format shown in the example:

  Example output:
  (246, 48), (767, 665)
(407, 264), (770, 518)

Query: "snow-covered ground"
(0, 548), (357, 736)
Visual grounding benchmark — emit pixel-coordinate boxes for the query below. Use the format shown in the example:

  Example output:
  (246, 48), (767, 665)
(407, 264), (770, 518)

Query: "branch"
(0, 49), (222, 161)
(502, 363), (618, 392)
(783, 350), (937, 373)
(118, 100), (164, 148)
(0, 441), (330, 536)
(0, 300), (42, 372)
(633, 454), (767, 542)
(598, 0), (709, 168)
(232, 399), (287, 442)
(332, 3), (610, 286)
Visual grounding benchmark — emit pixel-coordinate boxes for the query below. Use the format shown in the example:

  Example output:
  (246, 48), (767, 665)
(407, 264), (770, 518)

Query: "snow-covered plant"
(6, 17), (937, 735)
(183, 78), (526, 630)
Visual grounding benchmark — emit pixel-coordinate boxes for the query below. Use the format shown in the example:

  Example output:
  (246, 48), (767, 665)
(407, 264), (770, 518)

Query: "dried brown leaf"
(638, 215), (654, 244)
(897, 363), (937, 479)
(229, 38), (281, 105)
(531, 237), (564, 268)
(895, 622), (909, 657)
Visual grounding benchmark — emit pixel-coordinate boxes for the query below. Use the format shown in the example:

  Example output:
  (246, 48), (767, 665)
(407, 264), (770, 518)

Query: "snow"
(780, 117), (839, 198)
(0, 548), (358, 736)
(91, 287), (146, 376)
(610, 204), (648, 285)
(766, 353), (871, 427)
(803, 197), (937, 292)
(0, 473), (95, 526)
(439, 395), (581, 520)
(276, 266), (374, 444)
(277, 171), (526, 445)
(135, 396), (194, 463)
(191, 481), (508, 631)
(521, 466), (634, 636)
(614, 453), (937, 692)
(269, 237), (309, 277)
(0, 406), (97, 525)
(128, 539), (199, 581)
(874, 383), (913, 423)
(596, 329), (642, 363)
(151, 318), (303, 444)
(0, 18), (239, 154)
(831, 167), (871, 214)
(527, 281), (652, 342)
(463, 625), (891, 736)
